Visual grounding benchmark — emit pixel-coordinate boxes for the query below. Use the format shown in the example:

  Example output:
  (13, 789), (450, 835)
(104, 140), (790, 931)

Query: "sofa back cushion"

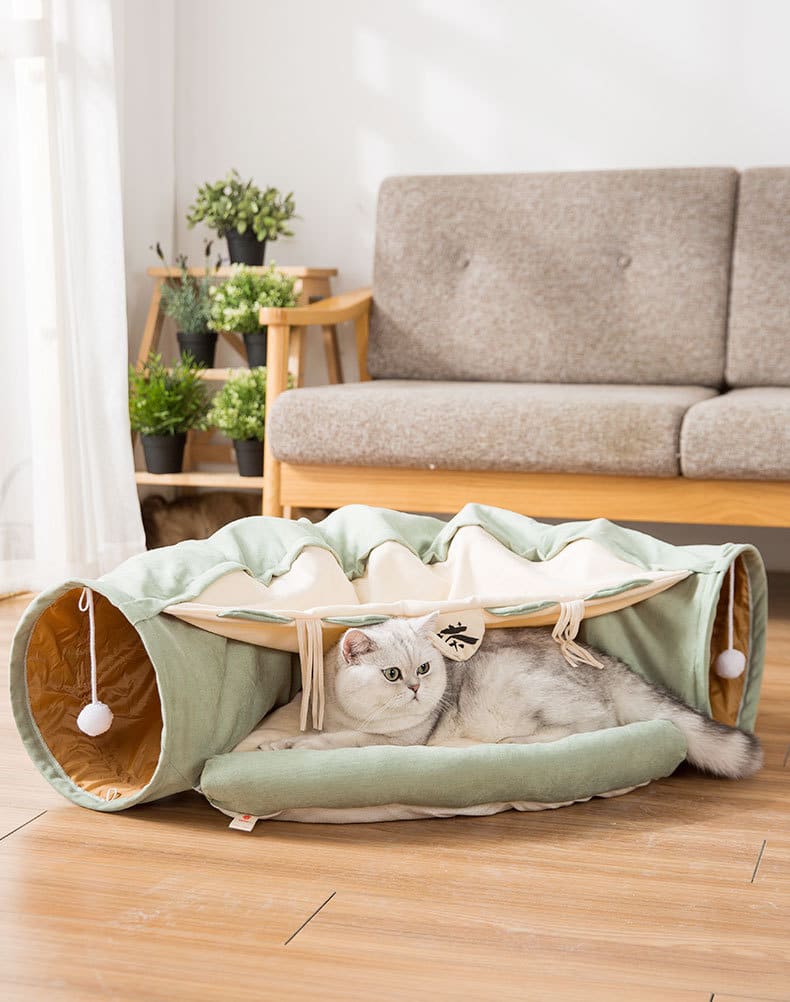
(368, 169), (737, 385)
(727, 168), (790, 387)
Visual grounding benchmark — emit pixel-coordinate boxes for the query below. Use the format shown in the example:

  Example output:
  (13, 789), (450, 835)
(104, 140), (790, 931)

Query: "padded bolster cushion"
(727, 168), (790, 387)
(681, 388), (790, 479)
(201, 721), (687, 818)
(268, 380), (717, 477)
(368, 169), (736, 386)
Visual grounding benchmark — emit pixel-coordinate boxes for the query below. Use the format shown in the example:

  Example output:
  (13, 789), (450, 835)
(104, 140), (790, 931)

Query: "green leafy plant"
(128, 353), (211, 436)
(186, 169), (296, 244)
(208, 264), (298, 334)
(154, 241), (220, 333)
(206, 367), (269, 442)
(207, 368), (295, 441)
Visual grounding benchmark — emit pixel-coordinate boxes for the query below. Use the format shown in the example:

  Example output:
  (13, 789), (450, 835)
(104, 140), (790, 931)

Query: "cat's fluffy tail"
(615, 674), (762, 779)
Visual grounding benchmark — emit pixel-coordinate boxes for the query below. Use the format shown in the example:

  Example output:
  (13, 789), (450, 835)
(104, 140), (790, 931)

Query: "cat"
(141, 493), (329, 548)
(141, 493), (260, 548)
(265, 613), (762, 779)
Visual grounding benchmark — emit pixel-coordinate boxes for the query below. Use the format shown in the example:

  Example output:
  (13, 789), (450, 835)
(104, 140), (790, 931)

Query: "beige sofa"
(259, 167), (790, 526)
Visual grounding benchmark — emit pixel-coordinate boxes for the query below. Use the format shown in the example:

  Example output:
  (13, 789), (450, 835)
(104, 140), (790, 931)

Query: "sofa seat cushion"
(681, 388), (790, 480)
(269, 381), (717, 477)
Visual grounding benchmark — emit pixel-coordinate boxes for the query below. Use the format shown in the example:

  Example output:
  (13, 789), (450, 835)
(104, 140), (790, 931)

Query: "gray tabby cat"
(269, 613), (762, 779)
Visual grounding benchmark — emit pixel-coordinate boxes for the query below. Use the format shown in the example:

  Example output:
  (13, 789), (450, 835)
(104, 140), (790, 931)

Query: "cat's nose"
(408, 683), (420, 693)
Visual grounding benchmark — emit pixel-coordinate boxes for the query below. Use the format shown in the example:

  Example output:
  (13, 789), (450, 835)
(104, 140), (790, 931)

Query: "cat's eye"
(382, 667), (402, 682)
(417, 662), (431, 675)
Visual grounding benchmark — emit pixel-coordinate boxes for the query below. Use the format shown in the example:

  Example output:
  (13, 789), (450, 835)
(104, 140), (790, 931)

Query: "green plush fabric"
(201, 721), (688, 817)
(10, 504), (767, 814)
(10, 585), (293, 813)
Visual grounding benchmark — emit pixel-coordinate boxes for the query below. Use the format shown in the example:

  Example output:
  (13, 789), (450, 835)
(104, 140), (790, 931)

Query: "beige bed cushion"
(680, 388), (790, 480)
(269, 381), (716, 476)
(727, 168), (790, 387)
(369, 169), (736, 386)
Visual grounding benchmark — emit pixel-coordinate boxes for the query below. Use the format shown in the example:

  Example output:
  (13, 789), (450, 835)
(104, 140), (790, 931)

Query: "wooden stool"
(134, 265), (340, 511)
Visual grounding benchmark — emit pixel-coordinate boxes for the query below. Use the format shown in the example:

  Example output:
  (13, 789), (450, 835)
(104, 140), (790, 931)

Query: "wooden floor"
(1, 583), (788, 1002)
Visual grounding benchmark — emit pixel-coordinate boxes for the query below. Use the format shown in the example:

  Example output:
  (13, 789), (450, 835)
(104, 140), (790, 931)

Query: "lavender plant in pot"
(186, 169), (296, 265)
(208, 264), (298, 367)
(129, 353), (210, 474)
(154, 242), (220, 367)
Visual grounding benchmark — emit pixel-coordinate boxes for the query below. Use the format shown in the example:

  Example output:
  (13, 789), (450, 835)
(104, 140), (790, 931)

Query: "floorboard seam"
(782, 743), (789, 767)
(284, 891), (336, 946)
(0, 810), (47, 844)
(750, 839), (767, 883)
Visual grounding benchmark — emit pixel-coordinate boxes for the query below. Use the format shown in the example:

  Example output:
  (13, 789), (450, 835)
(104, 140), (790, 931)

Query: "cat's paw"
(267, 735), (332, 751)
(267, 737), (299, 750)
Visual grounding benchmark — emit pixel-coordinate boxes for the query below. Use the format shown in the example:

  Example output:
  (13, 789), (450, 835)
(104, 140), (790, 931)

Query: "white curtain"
(0, 0), (145, 593)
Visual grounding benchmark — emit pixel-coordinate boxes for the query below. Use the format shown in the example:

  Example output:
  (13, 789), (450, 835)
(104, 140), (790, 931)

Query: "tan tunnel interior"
(708, 555), (750, 727)
(22, 563), (751, 799)
(25, 589), (163, 801)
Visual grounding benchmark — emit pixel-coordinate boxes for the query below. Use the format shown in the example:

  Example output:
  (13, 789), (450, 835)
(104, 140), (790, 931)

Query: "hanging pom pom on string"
(76, 588), (114, 736)
(714, 563), (747, 679)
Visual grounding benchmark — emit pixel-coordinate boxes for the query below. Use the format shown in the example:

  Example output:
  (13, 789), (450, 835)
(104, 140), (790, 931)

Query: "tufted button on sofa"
(259, 168), (790, 527)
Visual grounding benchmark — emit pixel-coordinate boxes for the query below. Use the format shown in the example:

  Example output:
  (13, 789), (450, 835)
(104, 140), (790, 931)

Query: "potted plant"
(154, 242), (220, 367)
(208, 264), (298, 367)
(186, 169), (296, 265)
(129, 353), (210, 474)
(206, 367), (269, 476)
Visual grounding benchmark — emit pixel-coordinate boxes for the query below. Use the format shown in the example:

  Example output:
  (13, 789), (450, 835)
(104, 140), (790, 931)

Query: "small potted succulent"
(208, 264), (298, 367)
(206, 367), (268, 476)
(129, 353), (211, 474)
(186, 169), (296, 265)
(154, 242), (220, 367)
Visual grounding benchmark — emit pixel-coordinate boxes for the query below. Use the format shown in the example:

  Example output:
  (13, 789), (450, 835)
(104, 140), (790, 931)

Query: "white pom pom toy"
(714, 563), (746, 680)
(77, 700), (114, 736)
(76, 588), (114, 736)
(715, 647), (747, 679)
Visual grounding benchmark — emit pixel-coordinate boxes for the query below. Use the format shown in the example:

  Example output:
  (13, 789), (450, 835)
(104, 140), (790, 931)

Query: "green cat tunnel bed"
(10, 504), (766, 825)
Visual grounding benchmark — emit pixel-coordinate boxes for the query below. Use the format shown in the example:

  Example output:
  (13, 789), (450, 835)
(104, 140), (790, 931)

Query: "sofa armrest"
(259, 287), (372, 327)
(261, 287), (371, 386)
(262, 290), (372, 515)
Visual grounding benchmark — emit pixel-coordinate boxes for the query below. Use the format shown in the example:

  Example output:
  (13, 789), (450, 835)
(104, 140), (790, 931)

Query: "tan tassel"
(296, 618), (326, 731)
(551, 600), (604, 669)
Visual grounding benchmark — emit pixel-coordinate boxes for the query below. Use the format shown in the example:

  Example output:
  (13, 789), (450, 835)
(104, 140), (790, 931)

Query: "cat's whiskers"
(356, 691), (403, 731)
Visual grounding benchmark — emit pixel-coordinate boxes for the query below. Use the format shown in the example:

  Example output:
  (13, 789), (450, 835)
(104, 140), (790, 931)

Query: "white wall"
(171, 0), (790, 270)
(114, 0), (176, 363)
(120, 0), (790, 566)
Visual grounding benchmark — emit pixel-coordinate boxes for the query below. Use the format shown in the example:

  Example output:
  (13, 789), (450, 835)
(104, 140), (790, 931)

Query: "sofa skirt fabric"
(10, 505), (767, 819)
(268, 381), (717, 477)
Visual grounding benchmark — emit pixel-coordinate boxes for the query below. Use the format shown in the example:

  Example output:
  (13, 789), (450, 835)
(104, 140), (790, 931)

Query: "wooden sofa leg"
(263, 323), (290, 518)
(262, 459), (282, 516)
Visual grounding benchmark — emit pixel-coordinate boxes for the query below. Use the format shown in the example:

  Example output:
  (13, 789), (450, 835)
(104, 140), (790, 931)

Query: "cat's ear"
(341, 628), (377, 663)
(409, 611), (440, 639)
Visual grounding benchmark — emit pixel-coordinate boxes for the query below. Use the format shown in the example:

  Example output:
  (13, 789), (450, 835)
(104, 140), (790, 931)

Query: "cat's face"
(333, 614), (448, 733)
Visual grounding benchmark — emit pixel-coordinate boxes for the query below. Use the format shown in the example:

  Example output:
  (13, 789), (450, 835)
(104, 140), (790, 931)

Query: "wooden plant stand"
(134, 265), (340, 509)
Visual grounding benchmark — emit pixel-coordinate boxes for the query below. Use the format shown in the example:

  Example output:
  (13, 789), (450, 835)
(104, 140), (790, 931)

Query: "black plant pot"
(244, 329), (268, 368)
(141, 433), (186, 474)
(226, 230), (266, 266)
(233, 438), (264, 477)
(177, 330), (217, 368)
